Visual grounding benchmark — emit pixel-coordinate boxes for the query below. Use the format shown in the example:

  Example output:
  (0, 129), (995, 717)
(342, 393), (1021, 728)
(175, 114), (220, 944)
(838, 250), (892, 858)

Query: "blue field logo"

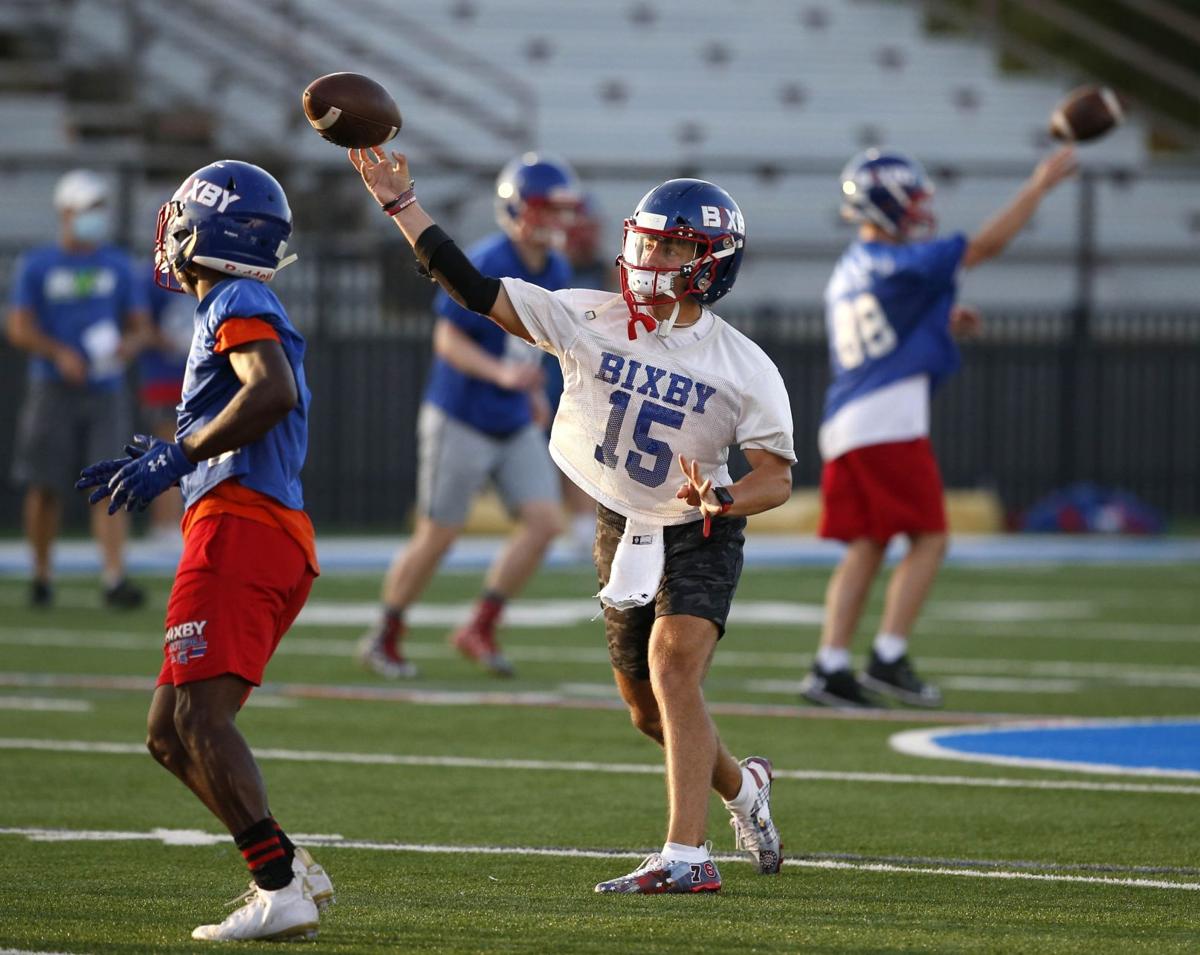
(890, 717), (1200, 779)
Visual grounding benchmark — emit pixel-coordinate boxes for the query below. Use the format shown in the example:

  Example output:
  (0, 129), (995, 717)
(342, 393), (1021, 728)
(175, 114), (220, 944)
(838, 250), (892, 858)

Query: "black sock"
(235, 816), (294, 891)
(271, 815), (297, 857)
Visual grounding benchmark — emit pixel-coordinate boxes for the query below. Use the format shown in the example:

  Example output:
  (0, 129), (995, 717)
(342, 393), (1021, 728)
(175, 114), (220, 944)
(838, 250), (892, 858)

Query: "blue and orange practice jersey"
(176, 278), (310, 513)
(425, 232), (572, 436)
(822, 234), (968, 423)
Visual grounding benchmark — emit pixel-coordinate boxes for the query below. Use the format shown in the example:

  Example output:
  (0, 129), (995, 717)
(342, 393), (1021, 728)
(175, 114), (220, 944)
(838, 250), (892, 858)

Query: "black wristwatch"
(711, 486), (734, 513)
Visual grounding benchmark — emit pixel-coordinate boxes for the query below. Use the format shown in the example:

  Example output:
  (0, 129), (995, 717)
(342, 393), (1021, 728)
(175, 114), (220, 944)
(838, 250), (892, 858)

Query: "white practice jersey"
(502, 279), (796, 525)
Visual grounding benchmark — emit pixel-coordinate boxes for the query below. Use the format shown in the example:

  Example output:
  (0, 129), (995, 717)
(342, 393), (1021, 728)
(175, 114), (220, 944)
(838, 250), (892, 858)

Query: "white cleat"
(293, 846), (335, 912)
(729, 756), (783, 874)
(191, 878), (319, 942)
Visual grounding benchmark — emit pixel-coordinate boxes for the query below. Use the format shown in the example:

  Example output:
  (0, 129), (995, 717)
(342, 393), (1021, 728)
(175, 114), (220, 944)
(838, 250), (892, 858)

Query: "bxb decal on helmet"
(618, 178), (745, 340)
(839, 149), (935, 239)
(494, 152), (582, 248)
(154, 160), (294, 292)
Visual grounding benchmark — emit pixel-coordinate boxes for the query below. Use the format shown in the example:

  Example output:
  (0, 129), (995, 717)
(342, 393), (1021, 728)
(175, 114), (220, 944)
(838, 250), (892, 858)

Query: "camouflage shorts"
(594, 503), (746, 681)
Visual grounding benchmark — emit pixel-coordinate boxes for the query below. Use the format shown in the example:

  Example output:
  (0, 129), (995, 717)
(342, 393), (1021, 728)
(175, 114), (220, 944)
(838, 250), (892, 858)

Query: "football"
(1049, 84), (1127, 143)
(302, 72), (402, 149)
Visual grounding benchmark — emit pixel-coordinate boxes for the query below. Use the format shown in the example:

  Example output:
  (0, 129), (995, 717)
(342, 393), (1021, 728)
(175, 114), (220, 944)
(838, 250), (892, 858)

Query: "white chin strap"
(655, 300), (682, 338)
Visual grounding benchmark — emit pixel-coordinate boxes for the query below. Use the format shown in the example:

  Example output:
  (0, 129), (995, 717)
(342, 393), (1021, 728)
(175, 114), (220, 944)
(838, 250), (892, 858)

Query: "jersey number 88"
(832, 292), (896, 370)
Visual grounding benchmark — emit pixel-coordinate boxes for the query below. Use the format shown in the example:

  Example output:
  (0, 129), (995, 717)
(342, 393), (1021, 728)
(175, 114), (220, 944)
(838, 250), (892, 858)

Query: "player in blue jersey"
(137, 265), (193, 543)
(77, 161), (333, 941)
(357, 153), (580, 679)
(800, 145), (1078, 708)
(6, 169), (151, 609)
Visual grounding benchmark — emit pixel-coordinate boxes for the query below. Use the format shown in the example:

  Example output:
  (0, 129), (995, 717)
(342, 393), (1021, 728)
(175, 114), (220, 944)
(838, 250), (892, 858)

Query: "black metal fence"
(4, 289), (1197, 531)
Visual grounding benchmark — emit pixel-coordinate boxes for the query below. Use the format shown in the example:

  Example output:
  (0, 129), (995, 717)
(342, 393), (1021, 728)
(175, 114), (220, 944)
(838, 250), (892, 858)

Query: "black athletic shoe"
(30, 579), (52, 609)
(860, 652), (943, 708)
(104, 578), (145, 610)
(799, 664), (881, 708)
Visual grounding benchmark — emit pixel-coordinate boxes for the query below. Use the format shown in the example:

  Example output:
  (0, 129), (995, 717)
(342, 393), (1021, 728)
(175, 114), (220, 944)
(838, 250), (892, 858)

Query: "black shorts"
(594, 503), (746, 681)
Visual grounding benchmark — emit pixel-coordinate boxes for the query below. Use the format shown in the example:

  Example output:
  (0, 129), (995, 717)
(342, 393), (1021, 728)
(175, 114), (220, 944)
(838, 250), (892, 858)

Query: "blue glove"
(77, 434), (154, 498)
(102, 437), (196, 514)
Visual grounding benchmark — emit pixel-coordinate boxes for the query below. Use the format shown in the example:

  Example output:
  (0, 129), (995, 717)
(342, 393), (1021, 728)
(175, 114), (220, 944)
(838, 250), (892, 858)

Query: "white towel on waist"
(597, 519), (665, 611)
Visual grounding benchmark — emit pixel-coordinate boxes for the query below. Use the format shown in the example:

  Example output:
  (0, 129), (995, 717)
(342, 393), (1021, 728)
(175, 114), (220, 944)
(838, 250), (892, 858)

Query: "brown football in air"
(302, 72), (402, 149)
(1049, 85), (1127, 143)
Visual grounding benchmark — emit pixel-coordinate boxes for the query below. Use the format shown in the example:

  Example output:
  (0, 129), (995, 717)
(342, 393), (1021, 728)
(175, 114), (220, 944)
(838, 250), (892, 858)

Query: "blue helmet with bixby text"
(494, 152), (582, 246)
(619, 178), (745, 319)
(155, 160), (293, 291)
(839, 149), (935, 239)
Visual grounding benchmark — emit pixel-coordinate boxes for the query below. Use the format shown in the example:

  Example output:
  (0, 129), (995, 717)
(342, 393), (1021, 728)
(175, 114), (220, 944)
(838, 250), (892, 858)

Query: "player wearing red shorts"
(78, 161), (332, 941)
(801, 146), (1078, 708)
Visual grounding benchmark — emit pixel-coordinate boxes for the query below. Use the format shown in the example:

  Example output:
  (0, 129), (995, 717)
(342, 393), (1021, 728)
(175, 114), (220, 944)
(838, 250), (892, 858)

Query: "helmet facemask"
(153, 199), (194, 293)
(618, 223), (725, 339)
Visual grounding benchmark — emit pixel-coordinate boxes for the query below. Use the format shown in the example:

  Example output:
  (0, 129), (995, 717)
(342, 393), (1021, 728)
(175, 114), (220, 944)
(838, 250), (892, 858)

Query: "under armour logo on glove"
(77, 434), (196, 514)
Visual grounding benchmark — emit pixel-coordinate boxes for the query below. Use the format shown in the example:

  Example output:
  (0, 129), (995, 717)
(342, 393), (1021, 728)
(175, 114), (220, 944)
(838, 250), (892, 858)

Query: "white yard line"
(1, 949), (85, 955)
(3, 737), (1199, 793)
(0, 826), (1195, 892)
(3, 627), (1199, 685)
(0, 696), (90, 712)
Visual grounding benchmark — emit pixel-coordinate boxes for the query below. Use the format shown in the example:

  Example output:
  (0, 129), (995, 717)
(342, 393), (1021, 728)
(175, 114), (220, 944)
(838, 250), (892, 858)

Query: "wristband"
(702, 486), (734, 539)
(381, 180), (416, 214)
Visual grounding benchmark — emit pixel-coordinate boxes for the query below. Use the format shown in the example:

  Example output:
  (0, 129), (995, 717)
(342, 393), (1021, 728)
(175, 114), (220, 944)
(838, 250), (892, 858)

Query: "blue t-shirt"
(424, 233), (572, 436)
(9, 244), (147, 390)
(137, 266), (191, 391)
(822, 234), (967, 422)
(176, 279), (311, 510)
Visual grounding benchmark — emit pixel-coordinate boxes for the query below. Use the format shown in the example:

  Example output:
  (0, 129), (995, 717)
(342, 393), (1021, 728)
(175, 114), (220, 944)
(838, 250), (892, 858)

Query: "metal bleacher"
(1, 0), (1197, 310)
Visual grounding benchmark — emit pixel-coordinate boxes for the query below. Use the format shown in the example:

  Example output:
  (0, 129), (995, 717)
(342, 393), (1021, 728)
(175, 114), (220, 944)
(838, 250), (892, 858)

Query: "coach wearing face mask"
(6, 168), (152, 610)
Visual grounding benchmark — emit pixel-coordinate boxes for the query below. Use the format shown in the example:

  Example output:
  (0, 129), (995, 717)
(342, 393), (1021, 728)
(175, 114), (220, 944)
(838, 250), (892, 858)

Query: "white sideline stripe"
(4, 627), (1200, 685)
(890, 719), (1200, 780)
(752, 677), (1086, 695)
(0, 827), (1195, 892)
(293, 598), (1095, 629)
(4, 738), (1200, 794)
(0, 949), (84, 955)
(0, 695), (90, 712)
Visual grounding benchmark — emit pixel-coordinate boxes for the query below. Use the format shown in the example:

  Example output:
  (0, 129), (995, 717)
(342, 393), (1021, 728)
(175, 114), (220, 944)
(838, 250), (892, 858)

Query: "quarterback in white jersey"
(350, 148), (795, 895)
(501, 281), (794, 526)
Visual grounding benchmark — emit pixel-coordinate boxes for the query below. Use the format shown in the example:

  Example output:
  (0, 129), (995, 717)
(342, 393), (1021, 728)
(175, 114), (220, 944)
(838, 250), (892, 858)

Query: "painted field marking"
(4, 738), (1199, 794)
(0, 696), (90, 712)
(0, 674), (1045, 725)
(0, 827), (1196, 892)
(892, 718), (1200, 779)
(751, 677), (1087, 696)
(292, 598), (1095, 629)
(1, 948), (84, 955)
(3, 626), (1199, 686)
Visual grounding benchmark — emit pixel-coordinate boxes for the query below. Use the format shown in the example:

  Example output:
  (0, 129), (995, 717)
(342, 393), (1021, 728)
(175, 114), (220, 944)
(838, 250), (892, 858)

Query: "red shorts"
(158, 514), (314, 691)
(818, 437), (947, 543)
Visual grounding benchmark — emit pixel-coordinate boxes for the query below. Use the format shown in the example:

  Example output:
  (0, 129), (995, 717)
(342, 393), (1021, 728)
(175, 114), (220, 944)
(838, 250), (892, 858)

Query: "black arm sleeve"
(413, 225), (502, 316)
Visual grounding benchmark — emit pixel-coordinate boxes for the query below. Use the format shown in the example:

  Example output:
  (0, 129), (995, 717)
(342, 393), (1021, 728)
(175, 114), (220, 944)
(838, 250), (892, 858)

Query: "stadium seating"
(2, 0), (1195, 311)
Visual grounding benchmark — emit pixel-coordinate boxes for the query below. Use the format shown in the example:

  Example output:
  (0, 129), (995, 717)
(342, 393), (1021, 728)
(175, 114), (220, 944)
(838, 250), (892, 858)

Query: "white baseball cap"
(53, 169), (109, 212)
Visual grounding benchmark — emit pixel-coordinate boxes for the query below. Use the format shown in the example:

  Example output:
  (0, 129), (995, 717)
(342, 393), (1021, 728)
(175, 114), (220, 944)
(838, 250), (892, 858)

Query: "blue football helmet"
(839, 149), (935, 239)
(495, 152), (582, 247)
(155, 160), (293, 292)
(618, 178), (745, 338)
